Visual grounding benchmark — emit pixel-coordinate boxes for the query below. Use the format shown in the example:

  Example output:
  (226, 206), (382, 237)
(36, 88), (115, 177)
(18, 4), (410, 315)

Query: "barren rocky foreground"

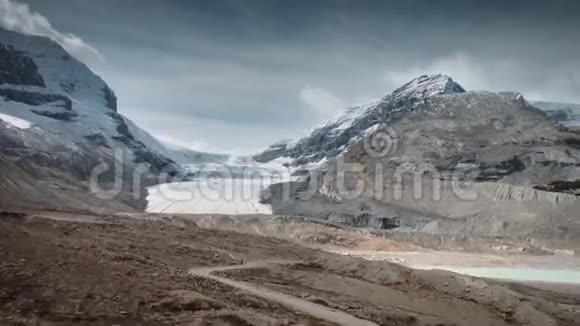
(1, 210), (579, 326)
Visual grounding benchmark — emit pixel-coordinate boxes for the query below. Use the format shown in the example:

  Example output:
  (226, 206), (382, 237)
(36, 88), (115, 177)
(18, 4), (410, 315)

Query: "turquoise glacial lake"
(442, 266), (580, 284)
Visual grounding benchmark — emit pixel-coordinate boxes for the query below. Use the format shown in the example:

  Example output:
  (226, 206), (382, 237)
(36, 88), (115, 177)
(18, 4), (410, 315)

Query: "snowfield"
(0, 112), (32, 129)
(147, 178), (273, 215)
(146, 159), (293, 215)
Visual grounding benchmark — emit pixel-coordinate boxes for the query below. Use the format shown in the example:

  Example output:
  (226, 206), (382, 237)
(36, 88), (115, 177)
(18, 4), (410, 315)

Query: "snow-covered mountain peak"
(0, 28), (116, 112)
(388, 74), (465, 101)
(254, 74), (467, 169)
(0, 27), (194, 209)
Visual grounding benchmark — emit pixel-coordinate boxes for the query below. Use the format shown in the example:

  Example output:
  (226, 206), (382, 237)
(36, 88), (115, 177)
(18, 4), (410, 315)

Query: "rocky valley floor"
(1, 210), (580, 326)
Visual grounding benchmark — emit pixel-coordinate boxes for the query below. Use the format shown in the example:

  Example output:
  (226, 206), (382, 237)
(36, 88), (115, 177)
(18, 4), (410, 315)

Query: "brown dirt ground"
(0, 210), (579, 326)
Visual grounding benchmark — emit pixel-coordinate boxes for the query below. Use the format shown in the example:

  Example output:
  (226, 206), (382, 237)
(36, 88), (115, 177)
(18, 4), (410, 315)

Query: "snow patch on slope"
(0, 112), (30, 129)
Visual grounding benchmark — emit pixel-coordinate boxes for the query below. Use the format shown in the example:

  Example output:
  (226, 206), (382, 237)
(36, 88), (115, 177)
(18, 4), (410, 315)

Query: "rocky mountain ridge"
(259, 75), (580, 239)
(254, 74), (466, 173)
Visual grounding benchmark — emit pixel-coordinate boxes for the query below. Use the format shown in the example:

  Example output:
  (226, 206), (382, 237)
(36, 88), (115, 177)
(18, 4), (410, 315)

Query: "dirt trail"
(188, 261), (378, 326)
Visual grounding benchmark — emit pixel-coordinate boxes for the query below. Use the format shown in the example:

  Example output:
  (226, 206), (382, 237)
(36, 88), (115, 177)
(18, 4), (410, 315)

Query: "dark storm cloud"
(10, 0), (580, 153)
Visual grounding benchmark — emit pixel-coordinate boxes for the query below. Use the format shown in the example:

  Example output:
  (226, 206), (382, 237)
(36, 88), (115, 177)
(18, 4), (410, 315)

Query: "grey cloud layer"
(0, 0), (103, 64)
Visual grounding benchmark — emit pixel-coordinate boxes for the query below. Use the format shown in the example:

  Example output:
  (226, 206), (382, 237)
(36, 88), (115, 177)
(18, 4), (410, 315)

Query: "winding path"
(188, 261), (378, 326)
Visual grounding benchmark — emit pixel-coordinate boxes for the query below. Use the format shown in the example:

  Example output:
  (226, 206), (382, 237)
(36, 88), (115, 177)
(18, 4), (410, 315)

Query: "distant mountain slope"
(0, 28), (184, 210)
(258, 75), (580, 239)
(0, 152), (134, 212)
(533, 101), (580, 127)
(160, 141), (230, 166)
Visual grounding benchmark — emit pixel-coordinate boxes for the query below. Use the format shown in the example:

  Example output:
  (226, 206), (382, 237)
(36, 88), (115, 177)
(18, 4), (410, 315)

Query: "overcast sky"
(2, 0), (580, 153)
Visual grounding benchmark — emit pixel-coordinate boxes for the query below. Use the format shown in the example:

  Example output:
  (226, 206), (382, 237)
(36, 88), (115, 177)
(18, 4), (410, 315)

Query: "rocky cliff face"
(0, 43), (45, 87)
(0, 28), (182, 210)
(258, 75), (580, 239)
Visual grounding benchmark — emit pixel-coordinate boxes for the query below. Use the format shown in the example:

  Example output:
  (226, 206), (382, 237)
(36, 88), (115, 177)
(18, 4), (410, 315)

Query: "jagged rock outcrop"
(0, 43), (45, 87)
(258, 75), (580, 239)
(102, 85), (118, 112)
(0, 86), (72, 110)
